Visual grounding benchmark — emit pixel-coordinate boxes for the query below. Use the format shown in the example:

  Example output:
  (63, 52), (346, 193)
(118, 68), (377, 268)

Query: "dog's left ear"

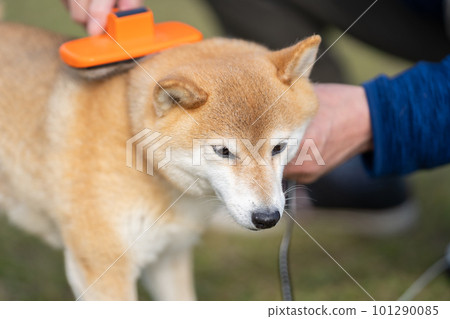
(153, 76), (208, 117)
(269, 35), (321, 85)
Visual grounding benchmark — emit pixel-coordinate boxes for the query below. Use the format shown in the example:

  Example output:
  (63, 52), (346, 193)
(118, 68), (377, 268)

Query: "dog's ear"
(153, 76), (208, 117)
(269, 35), (321, 85)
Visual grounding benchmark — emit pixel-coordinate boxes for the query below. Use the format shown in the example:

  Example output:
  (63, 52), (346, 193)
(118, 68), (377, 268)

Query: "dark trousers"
(207, 0), (450, 82)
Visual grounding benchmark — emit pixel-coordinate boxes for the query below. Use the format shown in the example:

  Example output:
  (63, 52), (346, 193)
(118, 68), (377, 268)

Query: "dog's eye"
(272, 143), (287, 156)
(212, 146), (235, 159)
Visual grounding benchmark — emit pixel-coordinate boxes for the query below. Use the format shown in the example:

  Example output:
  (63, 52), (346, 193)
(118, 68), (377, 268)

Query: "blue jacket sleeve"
(362, 55), (450, 176)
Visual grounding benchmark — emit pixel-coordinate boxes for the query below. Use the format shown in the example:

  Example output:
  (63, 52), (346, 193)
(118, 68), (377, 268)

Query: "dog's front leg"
(62, 217), (139, 301)
(141, 247), (196, 300)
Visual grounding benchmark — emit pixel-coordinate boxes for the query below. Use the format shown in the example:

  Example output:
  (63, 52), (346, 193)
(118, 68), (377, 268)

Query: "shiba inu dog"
(0, 21), (320, 300)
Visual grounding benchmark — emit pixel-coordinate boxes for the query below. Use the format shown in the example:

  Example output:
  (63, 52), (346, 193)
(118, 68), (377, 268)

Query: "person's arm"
(362, 55), (450, 176)
(284, 55), (450, 183)
(63, 0), (144, 35)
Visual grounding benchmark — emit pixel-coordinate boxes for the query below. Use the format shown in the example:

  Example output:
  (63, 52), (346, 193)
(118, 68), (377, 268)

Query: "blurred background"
(0, 0), (449, 300)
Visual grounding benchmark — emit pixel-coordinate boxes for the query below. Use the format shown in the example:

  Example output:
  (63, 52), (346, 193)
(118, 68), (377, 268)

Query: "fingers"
(86, 0), (116, 35)
(118, 0), (145, 11)
(283, 162), (323, 185)
(66, 0), (145, 35)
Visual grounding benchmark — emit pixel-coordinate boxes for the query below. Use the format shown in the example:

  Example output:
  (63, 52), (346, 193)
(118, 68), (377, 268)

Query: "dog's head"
(125, 35), (321, 230)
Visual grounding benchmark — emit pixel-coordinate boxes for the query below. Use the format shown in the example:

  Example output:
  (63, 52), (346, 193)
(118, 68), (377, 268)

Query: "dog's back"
(0, 23), (64, 174)
(0, 24), (66, 245)
(0, 23), (153, 249)
(0, 23), (63, 143)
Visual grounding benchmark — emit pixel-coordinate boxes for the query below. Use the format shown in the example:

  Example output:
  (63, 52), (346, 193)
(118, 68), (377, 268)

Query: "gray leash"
(398, 243), (450, 301)
(279, 213), (294, 301)
(279, 180), (450, 301)
(279, 180), (297, 301)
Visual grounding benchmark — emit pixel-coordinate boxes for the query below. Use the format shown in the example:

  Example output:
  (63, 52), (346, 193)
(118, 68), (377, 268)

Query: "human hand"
(63, 0), (144, 35)
(284, 84), (373, 184)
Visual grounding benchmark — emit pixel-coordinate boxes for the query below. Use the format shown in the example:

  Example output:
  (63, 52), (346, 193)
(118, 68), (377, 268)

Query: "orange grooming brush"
(59, 7), (203, 69)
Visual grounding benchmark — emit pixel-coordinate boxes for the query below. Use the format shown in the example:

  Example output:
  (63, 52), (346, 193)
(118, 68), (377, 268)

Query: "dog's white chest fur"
(124, 195), (217, 270)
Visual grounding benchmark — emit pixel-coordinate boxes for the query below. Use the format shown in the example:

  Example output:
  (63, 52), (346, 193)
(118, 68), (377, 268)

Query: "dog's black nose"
(251, 210), (281, 229)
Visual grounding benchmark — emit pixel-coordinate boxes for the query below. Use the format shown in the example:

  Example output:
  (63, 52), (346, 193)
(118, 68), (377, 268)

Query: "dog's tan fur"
(0, 22), (320, 300)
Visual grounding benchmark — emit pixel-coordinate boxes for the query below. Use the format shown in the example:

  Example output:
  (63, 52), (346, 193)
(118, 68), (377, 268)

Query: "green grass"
(1, 0), (449, 301)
